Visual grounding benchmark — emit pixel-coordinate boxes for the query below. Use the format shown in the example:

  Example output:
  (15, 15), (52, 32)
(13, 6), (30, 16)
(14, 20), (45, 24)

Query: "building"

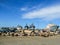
(45, 24), (59, 32)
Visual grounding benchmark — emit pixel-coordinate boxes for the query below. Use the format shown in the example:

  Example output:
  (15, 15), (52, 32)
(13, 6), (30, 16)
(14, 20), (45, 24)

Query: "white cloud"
(20, 4), (43, 12)
(20, 7), (27, 11)
(22, 5), (60, 21)
(20, 7), (37, 11)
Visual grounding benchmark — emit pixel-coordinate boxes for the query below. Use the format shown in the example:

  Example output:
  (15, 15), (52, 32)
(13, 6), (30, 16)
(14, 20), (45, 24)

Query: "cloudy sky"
(0, 0), (60, 28)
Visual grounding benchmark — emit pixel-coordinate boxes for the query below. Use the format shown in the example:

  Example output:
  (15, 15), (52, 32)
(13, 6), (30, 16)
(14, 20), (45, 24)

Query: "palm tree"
(55, 26), (59, 31)
(24, 24), (29, 30)
(30, 24), (35, 30)
(30, 24), (36, 36)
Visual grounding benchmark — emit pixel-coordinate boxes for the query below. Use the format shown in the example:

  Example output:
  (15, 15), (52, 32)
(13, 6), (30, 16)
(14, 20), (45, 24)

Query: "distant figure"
(0, 32), (2, 36)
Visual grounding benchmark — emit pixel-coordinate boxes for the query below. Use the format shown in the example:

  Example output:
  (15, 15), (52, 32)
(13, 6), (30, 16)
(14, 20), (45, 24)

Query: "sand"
(0, 35), (60, 45)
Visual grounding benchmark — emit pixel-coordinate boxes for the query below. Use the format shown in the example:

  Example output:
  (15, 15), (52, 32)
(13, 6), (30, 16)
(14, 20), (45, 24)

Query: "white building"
(45, 24), (58, 32)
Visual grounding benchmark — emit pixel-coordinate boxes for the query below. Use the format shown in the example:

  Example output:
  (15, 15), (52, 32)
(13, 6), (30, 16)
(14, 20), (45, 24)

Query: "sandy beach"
(0, 35), (60, 45)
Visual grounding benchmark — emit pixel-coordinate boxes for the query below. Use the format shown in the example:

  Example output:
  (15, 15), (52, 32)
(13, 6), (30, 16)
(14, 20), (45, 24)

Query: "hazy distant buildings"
(17, 25), (22, 30)
(0, 23), (60, 33)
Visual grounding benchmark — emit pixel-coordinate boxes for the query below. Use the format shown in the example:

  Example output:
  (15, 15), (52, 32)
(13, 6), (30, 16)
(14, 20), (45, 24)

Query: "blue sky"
(0, 0), (60, 29)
